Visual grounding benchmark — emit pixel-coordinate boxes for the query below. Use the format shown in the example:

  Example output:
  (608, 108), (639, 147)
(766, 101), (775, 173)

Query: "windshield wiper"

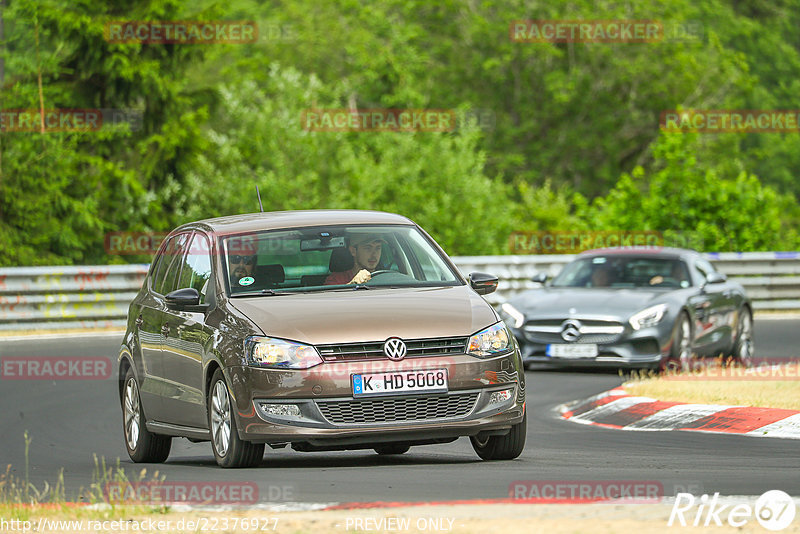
(230, 289), (291, 297)
(352, 284), (371, 290)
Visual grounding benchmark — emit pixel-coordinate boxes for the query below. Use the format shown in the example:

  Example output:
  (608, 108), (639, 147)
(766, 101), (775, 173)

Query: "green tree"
(182, 65), (512, 255)
(587, 132), (800, 251)
(0, 0), (215, 265)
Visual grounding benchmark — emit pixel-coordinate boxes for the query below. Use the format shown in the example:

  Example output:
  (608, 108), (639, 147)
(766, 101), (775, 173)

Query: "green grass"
(0, 431), (169, 521)
(623, 359), (800, 410)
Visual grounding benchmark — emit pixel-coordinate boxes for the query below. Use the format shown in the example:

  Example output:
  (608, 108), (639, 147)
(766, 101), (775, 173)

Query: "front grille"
(524, 332), (622, 344)
(316, 336), (468, 362)
(316, 392), (479, 425)
(523, 319), (624, 345)
(524, 319), (624, 328)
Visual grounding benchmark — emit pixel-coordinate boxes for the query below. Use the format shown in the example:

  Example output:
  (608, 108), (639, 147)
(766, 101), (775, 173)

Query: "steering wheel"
(369, 270), (395, 277)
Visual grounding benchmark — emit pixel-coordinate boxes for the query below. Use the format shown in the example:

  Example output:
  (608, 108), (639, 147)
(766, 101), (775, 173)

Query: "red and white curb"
(559, 387), (800, 439)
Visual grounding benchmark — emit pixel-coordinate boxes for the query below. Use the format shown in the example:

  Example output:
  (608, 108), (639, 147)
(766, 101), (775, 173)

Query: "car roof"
(177, 209), (415, 235)
(578, 247), (701, 260)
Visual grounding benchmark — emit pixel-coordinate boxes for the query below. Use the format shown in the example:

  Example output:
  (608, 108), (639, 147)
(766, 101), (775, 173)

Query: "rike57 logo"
(669, 490), (796, 531)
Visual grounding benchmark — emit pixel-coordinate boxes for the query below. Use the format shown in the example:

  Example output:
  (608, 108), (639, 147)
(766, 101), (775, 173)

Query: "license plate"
(546, 344), (598, 359)
(352, 369), (448, 397)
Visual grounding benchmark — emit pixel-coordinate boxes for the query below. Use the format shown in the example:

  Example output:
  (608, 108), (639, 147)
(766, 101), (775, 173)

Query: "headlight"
(245, 336), (323, 369)
(467, 322), (512, 358)
(499, 302), (525, 328)
(629, 304), (669, 330)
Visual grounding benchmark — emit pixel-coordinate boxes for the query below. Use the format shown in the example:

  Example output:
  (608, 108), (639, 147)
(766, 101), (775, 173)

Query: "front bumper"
(512, 323), (672, 369)
(226, 350), (526, 446)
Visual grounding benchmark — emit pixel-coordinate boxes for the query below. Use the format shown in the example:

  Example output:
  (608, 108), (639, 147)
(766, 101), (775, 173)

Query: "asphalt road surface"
(0, 318), (798, 504)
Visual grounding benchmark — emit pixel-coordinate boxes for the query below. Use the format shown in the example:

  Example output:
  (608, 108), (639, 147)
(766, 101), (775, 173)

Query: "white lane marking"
(748, 412), (800, 439)
(0, 330), (125, 342)
(569, 396), (655, 425)
(625, 404), (732, 430)
(86, 502), (338, 512)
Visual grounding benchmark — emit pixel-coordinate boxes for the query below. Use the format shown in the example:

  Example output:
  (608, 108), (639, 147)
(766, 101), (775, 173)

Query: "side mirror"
(531, 273), (548, 284)
(165, 288), (207, 312)
(469, 272), (499, 295)
(705, 272), (727, 285)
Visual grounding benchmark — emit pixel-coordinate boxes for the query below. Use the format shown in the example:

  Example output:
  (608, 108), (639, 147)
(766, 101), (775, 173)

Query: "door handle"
(161, 323), (170, 336)
(136, 315), (143, 327)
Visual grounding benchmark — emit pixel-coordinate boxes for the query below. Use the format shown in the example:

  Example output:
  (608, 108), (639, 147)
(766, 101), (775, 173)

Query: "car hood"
(229, 285), (497, 345)
(510, 287), (669, 319)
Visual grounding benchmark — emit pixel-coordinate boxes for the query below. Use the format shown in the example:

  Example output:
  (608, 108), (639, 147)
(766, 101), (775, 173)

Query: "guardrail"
(0, 265), (148, 331)
(1, 252), (799, 331)
(455, 252), (800, 308)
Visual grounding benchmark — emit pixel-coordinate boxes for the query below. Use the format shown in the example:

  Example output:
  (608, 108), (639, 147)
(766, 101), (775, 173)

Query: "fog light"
(260, 403), (301, 417)
(489, 388), (513, 404)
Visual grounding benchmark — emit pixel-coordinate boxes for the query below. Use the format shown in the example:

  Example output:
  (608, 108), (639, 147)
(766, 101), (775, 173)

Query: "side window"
(153, 232), (190, 295)
(404, 233), (449, 281)
(179, 232), (212, 302)
(150, 239), (173, 291)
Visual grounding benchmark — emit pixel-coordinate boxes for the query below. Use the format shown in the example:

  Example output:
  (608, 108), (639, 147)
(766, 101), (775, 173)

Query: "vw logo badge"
(560, 320), (582, 342)
(383, 337), (407, 361)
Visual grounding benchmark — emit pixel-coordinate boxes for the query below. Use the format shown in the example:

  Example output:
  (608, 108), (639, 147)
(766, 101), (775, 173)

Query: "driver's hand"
(349, 269), (372, 285)
(649, 275), (664, 285)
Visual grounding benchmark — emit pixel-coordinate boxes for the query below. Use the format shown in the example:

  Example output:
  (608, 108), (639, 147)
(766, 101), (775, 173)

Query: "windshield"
(222, 224), (462, 295)
(551, 256), (692, 289)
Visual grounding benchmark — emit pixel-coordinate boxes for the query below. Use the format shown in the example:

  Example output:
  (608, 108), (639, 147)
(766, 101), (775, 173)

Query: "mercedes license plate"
(546, 344), (599, 359)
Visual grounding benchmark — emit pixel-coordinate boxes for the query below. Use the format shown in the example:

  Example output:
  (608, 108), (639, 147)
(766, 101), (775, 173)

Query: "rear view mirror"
(165, 288), (208, 312)
(705, 272), (727, 284)
(469, 272), (499, 295)
(531, 273), (548, 284)
(300, 236), (346, 251)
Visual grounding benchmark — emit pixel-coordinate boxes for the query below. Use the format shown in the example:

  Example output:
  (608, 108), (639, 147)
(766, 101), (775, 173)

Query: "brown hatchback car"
(118, 210), (526, 467)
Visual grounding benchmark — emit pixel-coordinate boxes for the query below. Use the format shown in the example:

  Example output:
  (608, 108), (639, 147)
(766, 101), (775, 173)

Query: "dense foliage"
(2, 0), (800, 265)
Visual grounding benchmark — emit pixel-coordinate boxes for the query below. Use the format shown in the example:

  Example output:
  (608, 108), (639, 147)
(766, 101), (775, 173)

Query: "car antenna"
(256, 185), (264, 212)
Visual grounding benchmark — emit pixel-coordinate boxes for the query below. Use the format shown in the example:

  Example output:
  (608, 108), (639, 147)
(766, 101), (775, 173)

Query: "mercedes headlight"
(499, 302), (525, 329)
(245, 336), (323, 369)
(467, 322), (512, 358)
(629, 304), (669, 330)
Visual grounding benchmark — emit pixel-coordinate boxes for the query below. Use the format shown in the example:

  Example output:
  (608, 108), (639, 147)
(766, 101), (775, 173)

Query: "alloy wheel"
(211, 381), (232, 457)
(737, 311), (754, 367)
(124, 377), (141, 450)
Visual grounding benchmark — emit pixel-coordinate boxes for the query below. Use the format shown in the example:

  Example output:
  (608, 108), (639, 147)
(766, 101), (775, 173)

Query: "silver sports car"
(498, 248), (754, 370)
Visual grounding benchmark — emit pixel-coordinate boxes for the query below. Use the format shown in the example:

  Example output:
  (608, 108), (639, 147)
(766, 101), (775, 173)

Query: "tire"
(665, 312), (693, 372)
(470, 410), (526, 461)
(208, 369), (264, 468)
(731, 308), (754, 368)
(374, 444), (411, 455)
(122, 367), (171, 463)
